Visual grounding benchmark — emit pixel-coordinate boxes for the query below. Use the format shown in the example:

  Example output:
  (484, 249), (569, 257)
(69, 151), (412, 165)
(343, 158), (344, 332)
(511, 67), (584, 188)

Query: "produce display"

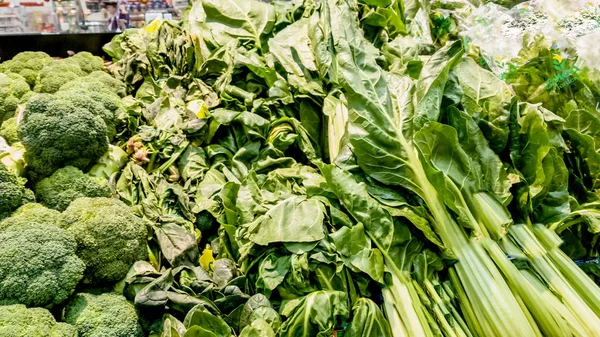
(1, 0), (600, 336)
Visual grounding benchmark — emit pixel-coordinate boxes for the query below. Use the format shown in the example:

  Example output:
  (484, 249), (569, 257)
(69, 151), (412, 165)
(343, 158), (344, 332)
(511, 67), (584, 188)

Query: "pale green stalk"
(510, 225), (600, 335)
(404, 146), (538, 337)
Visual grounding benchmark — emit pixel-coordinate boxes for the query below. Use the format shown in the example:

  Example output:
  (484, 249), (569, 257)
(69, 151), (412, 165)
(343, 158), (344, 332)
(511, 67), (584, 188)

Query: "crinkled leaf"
(247, 196), (326, 245)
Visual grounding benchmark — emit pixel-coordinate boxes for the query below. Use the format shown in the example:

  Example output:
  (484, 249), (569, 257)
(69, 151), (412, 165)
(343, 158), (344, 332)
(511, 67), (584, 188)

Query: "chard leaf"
(563, 109), (600, 192)
(446, 107), (512, 205)
(412, 249), (444, 283)
(452, 58), (513, 152)
(196, 0), (276, 48)
(247, 196), (326, 245)
(511, 105), (571, 223)
(382, 36), (420, 74)
(183, 305), (232, 337)
(257, 253), (291, 293)
(413, 40), (463, 129)
(279, 291), (349, 337)
(239, 319), (276, 337)
(344, 298), (392, 337)
(319, 164), (429, 273)
(330, 223), (384, 283)
(268, 18), (323, 96)
(239, 294), (280, 331)
(155, 223), (200, 266)
(323, 0), (423, 196)
(179, 146), (209, 182)
(160, 315), (187, 337)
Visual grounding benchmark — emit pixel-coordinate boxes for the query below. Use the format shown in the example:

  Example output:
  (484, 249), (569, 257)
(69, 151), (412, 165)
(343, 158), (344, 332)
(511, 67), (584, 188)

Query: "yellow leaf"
(144, 19), (162, 34)
(200, 248), (215, 272)
(187, 100), (209, 119)
(553, 55), (563, 63)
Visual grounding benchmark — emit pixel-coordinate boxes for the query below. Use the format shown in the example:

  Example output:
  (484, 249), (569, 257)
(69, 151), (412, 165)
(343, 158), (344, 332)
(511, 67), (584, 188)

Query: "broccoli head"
(0, 304), (77, 337)
(34, 59), (85, 94)
(0, 51), (53, 87)
(0, 73), (30, 122)
(56, 86), (123, 140)
(18, 93), (109, 179)
(62, 197), (148, 285)
(0, 163), (34, 221)
(0, 203), (63, 232)
(35, 166), (111, 211)
(0, 116), (17, 144)
(63, 293), (143, 337)
(71, 52), (105, 74)
(62, 71), (127, 97)
(0, 221), (85, 308)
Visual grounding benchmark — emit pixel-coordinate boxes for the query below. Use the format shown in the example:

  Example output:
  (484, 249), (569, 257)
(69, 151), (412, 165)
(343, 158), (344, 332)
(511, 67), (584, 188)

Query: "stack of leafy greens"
(2, 0), (600, 336)
(100, 0), (600, 335)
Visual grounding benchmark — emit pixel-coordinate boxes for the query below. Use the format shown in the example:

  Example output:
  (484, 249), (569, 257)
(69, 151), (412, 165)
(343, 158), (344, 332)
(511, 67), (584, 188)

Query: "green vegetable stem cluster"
(1, 0), (600, 336)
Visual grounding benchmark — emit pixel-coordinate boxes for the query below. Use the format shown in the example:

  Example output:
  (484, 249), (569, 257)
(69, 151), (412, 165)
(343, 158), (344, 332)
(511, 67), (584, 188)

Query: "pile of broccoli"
(0, 197), (146, 335)
(56, 83), (125, 140)
(13, 57), (125, 179)
(0, 51), (147, 336)
(60, 71), (128, 97)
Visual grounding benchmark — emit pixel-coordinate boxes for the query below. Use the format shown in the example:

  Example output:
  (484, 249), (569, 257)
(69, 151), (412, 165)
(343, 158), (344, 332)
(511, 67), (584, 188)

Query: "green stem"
(156, 140), (190, 174)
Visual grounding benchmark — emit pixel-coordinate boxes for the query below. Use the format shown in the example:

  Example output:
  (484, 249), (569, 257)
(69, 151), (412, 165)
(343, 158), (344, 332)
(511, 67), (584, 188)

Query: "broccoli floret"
(19, 90), (35, 104)
(0, 116), (17, 144)
(34, 59), (85, 94)
(0, 221), (85, 308)
(0, 73), (30, 122)
(0, 304), (77, 337)
(62, 197), (148, 285)
(63, 293), (143, 337)
(18, 93), (109, 179)
(62, 71), (127, 97)
(0, 51), (53, 88)
(56, 87), (123, 140)
(0, 163), (34, 221)
(35, 166), (111, 211)
(70, 52), (105, 74)
(0, 203), (63, 232)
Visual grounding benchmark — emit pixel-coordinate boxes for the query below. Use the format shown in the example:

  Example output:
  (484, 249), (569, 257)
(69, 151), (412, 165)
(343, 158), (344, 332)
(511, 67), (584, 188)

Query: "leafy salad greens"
(2, 0), (600, 336)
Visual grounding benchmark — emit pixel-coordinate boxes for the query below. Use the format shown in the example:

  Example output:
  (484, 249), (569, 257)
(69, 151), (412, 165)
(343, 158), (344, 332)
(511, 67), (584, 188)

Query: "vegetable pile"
(2, 0), (600, 336)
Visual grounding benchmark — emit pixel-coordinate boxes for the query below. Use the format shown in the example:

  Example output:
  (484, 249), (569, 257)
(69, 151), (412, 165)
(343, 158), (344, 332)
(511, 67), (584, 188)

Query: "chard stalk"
(509, 225), (600, 335)
(402, 142), (538, 337)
